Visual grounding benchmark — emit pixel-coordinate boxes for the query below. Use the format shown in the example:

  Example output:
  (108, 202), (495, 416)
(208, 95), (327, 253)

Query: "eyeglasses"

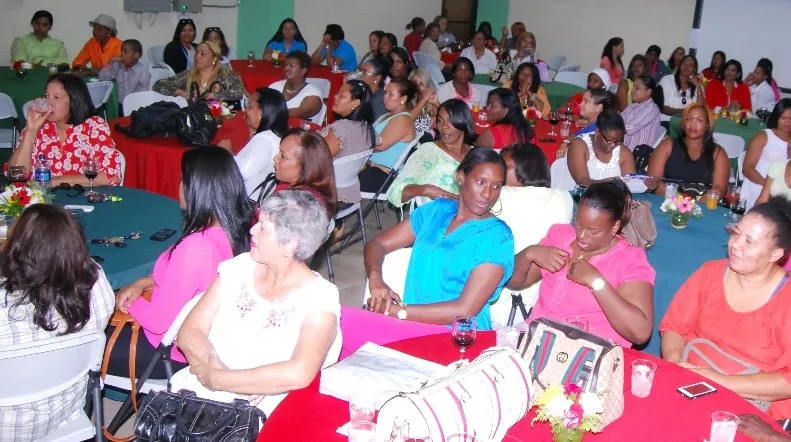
(55, 183), (85, 197)
(595, 131), (624, 148)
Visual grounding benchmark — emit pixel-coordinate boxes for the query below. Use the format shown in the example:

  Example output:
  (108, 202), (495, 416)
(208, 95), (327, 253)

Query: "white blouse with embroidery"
(169, 253), (342, 416)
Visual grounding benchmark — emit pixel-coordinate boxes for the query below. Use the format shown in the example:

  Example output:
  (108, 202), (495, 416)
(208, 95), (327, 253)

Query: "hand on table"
(421, 184), (457, 201)
(643, 175), (661, 192)
(567, 257), (603, 288)
(737, 414), (791, 442)
(368, 280), (402, 316)
(526, 245), (569, 273)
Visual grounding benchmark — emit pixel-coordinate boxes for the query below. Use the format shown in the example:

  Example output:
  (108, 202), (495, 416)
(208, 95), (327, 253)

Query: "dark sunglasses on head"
(206, 27), (221, 32)
(55, 183), (85, 197)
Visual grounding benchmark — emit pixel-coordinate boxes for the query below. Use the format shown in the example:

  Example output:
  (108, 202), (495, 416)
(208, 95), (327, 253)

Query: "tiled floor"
(98, 202), (402, 437)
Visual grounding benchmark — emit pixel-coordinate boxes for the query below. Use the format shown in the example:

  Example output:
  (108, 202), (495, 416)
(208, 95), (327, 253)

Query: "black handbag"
(176, 81), (223, 147)
(134, 389), (266, 442)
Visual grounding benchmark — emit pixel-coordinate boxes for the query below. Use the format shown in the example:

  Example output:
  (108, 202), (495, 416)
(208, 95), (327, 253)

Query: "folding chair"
(546, 55), (567, 78)
(117, 150), (127, 186)
(86, 81), (114, 120)
(713, 132), (746, 159)
(553, 72), (588, 89)
(122, 91), (188, 116)
(557, 64), (580, 73)
(0, 330), (106, 442)
(306, 77), (331, 126)
(423, 64), (446, 90)
(0, 93), (19, 149)
(149, 66), (175, 90)
(148, 45), (167, 68)
(652, 126), (667, 148)
(550, 156), (576, 191)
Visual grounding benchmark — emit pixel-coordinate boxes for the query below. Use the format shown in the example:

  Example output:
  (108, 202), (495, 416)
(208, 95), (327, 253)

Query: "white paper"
(689, 28), (701, 49)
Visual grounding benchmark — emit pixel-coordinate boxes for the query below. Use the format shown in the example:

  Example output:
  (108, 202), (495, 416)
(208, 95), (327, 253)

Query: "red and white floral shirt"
(19, 116), (123, 185)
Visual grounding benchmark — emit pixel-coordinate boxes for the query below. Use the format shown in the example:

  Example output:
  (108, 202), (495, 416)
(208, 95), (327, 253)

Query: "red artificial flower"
(526, 109), (537, 121)
(209, 107), (222, 119)
(12, 61), (23, 71)
(10, 189), (30, 206)
(12, 181), (26, 189)
(564, 383), (583, 396)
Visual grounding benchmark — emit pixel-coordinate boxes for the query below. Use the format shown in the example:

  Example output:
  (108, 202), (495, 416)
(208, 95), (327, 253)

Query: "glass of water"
(348, 421), (375, 442)
(710, 412), (739, 442)
(247, 49), (255, 67)
(348, 391), (376, 423)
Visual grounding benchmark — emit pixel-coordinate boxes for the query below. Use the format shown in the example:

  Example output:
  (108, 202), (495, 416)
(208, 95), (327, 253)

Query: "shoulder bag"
(517, 317), (624, 427)
(100, 310), (143, 442)
(622, 199), (657, 249)
(176, 81), (223, 147)
(376, 347), (533, 442)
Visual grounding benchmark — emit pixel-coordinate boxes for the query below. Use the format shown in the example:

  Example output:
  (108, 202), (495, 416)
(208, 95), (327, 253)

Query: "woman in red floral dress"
(9, 73), (122, 187)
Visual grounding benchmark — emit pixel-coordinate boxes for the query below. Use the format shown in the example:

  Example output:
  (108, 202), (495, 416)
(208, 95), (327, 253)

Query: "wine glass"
(247, 49), (255, 67)
(451, 314), (477, 362)
(82, 158), (99, 196)
(731, 197), (747, 216)
(547, 111), (561, 137)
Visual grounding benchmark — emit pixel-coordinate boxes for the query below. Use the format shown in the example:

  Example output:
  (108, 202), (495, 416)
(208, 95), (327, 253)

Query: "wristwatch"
(397, 304), (408, 320)
(589, 277), (606, 293)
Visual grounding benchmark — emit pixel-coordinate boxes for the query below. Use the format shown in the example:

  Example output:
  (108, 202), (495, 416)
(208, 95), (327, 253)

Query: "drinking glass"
(565, 316), (589, 331)
(82, 158), (99, 196)
(30, 98), (50, 113)
(348, 391), (376, 423)
(710, 412), (739, 442)
(705, 190), (721, 210)
(0, 215), (16, 242)
(7, 165), (27, 183)
(731, 197), (747, 216)
(451, 314), (477, 362)
(630, 359), (657, 398)
(724, 211), (741, 236)
(664, 182), (678, 200)
(348, 421), (376, 442)
(247, 49), (255, 67)
(571, 185), (587, 205)
(725, 184), (740, 206)
(495, 325), (520, 349)
(547, 111), (561, 137)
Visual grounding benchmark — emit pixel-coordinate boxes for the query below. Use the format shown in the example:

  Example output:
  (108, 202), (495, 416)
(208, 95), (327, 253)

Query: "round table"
(52, 186), (182, 290)
(257, 332), (781, 441)
(110, 113), (319, 200)
(441, 52), (460, 65)
(230, 60), (345, 123)
(473, 118), (562, 165)
(469, 75), (585, 113)
(669, 115), (763, 147)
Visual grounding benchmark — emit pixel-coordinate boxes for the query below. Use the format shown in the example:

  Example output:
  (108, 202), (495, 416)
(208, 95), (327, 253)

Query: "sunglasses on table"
(55, 183), (85, 197)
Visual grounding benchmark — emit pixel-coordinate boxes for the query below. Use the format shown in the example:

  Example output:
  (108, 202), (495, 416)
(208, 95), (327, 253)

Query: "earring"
(212, 61), (216, 66)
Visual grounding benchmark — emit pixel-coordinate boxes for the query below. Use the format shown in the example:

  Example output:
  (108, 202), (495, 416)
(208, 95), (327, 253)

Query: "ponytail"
(635, 75), (664, 110)
(580, 180), (633, 233)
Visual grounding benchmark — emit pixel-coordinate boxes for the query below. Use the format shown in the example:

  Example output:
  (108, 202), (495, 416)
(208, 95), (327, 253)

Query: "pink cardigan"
(128, 227), (233, 362)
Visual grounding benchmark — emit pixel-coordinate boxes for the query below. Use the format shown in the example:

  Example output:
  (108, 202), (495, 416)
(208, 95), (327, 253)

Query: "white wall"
(0, 0), (237, 65)
(294, 0), (442, 59)
(508, 0), (695, 76)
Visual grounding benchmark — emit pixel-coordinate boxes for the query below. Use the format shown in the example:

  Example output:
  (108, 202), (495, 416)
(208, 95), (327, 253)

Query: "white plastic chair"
(149, 66), (175, 90)
(306, 77), (331, 126)
(362, 247), (413, 306)
(0, 92), (19, 149)
(737, 150), (746, 183)
(557, 64), (580, 73)
(713, 132), (746, 159)
(122, 91), (188, 116)
(550, 156), (576, 191)
(478, 84), (496, 96)
(652, 126), (667, 148)
(103, 293), (204, 435)
(553, 72), (588, 89)
(117, 150), (126, 186)
(423, 64), (446, 90)
(22, 100), (33, 120)
(0, 330), (105, 442)
(86, 81), (114, 120)
(608, 84), (618, 93)
(546, 55), (567, 78)
(148, 45), (167, 68)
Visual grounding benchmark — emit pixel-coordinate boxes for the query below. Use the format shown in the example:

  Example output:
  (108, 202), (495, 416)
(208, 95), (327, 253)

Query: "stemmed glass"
(547, 111), (561, 137)
(451, 314), (477, 362)
(82, 158), (99, 196)
(247, 49), (255, 68)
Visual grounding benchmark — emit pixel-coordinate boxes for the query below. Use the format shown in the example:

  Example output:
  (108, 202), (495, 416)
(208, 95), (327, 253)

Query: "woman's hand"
(675, 361), (701, 370)
(25, 109), (51, 132)
(643, 175), (661, 192)
(566, 257), (603, 287)
(190, 352), (228, 391)
(737, 414), (790, 442)
(501, 26), (509, 37)
(116, 282), (145, 313)
(421, 184), (458, 201)
(556, 141), (569, 159)
(367, 279), (402, 316)
(526, 245), (569, 273)
(175, 89), (189, 99)
(689, 74), (701, 88)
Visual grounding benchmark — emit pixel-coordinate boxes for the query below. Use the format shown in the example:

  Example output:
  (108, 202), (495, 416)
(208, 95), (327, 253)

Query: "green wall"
(237, 0), (295, 55)
(477, 0), (510, 30)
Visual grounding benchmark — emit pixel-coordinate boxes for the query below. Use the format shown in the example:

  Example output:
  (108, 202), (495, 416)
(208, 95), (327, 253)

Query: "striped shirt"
(622, 99), (661, 151)
(0, 268), (115, 442)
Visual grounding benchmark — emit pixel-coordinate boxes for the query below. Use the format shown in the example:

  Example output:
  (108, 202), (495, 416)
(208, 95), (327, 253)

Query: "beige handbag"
(518, 317), (624, 427)
(622, 200), (657, 249)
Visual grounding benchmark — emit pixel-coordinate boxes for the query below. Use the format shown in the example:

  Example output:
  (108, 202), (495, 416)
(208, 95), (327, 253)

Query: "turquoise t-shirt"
(266, 40), (307, 54)
(403, 198), (515, 330)
(320, 40), (357, 72)
(370, 112), (412, 169)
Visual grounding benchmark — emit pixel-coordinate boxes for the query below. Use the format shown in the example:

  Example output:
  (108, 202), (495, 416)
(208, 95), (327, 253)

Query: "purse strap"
(681, 338), (760, 375)
(188, 80), (226, 105)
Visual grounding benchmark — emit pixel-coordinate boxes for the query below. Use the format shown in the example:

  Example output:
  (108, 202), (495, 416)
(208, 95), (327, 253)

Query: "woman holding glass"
(9, 73), (122, 187)
(476, 88), (534, 150)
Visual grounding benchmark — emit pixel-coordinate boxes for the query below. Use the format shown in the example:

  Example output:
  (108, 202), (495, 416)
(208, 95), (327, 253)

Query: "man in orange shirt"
(72, 14), (122, 76)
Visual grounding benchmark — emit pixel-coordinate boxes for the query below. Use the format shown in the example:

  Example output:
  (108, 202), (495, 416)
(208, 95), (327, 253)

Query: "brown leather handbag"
(622, 200), (657, 249)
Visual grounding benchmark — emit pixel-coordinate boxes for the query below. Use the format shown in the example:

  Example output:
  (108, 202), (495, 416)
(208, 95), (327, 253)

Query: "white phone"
(677, 381), (718, 399)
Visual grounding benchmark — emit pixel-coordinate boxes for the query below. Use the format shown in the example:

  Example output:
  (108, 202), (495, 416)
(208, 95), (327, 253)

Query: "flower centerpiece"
(526, 108), (538, 127)
(12, 61), (33, 80)
(0, 183), (51, 217)
(660, 193), (703, 229)
(208, 100), (233, 126)
(271, 50), (283, 67)
(532, 384), (604, 442)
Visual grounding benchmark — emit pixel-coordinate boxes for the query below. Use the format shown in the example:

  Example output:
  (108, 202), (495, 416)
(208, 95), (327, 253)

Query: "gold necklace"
(285, 81), (306, 95)
(577, 237), (617, 261)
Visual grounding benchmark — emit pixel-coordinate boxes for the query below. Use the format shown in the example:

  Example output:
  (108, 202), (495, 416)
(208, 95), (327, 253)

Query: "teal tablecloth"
(53, 186), (182, 290)
(669, 116), (764, 147)
(472, 74), (584, 111)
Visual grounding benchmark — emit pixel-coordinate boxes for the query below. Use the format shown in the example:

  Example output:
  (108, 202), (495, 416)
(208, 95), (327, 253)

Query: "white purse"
(376, 347), (533, 442)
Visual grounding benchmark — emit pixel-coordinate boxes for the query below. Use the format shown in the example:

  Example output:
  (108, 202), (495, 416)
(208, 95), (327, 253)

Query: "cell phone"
(678, 381), (717, 399)
(91, 255), (105, 264)
(149, 229), (177, 241)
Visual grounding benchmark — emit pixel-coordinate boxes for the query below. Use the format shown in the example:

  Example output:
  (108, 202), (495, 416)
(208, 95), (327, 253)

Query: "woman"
(562, 69), (611, 120)
(268, 51), (323, 122)
(647, 103), (731, 196)
(617, 54), (648, 110)
(510, 31), (538, 66)
(600, 37), (625, 85)
(10, 74), (122, 187)
(153, 41), (244, 102)
(203, 27), (234, 64)
(477, 88), (534, 150)
(660, 196), (791, 420)
(705, 59), (751, 111)
(434, 15), (456, 48)
(409, 68), (440, 138)
(217, 88), (289, 200)
(489, 144), (573, 325)
(172, 190), (342, 416)
(163, 18), (197, 74)
(476, 22), (497, 49)
(567, 110), (638, 186)
(365, 148), (514, 330)
(418, 23), (445, 68)
(646, 45), (672, 83)
(748, 99), (791, 206)
(403, 17), (426, 61)
(388, 47), (413, 84)
(437, 57), (483, 108)
(508, 181), (655, 346)
(271, 129), (337, 215)
(387, 99), (473, 209)
(358, 79), (417, 193)
(749, 58), (779, 112)
(659, 55), (705, 116)
(377, 33), (398, 62)
(359, 57), (388, 119)
(701, 50), (726, 81)
(500, 22), (526, 51)
(321, 80), (377, 203)
(667, 46), (686, 73)
(11, 10), (68, 65)
(71, 14), (122, 74)
(111, 147), (254, 378)
(622, 75), (664, 151)
(264, 18), (308, 59)
(460, 32), (497, 75)
(757, 144), (791, 205)
(557, 89), (617, 158)
(0, 205), (114, 442)
(510, 62), (550, 114)
(358, 30), (384, 68)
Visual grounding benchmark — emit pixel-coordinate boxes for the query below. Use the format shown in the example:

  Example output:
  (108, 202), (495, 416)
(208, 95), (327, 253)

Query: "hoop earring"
(491, 198), (503, 216)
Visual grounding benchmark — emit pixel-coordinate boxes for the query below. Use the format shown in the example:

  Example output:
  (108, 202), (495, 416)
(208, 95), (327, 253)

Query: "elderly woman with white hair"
(171, 190), (342, 416)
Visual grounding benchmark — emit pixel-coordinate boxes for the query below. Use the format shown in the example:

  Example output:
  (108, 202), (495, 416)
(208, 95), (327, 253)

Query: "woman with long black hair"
(163, 18), (197, 73)
(600, 37), (625, 85)
(477, 88), (534, 150)
(622, 75), (664, 150)
(264, 18), (307, 60)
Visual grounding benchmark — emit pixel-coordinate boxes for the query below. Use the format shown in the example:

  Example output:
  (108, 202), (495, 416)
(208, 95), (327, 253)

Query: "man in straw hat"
(72, 13), (122, 75)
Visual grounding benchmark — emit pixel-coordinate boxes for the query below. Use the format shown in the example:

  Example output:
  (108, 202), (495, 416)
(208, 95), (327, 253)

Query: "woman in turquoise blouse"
(364, 148), (515, 330)
(263, 18), (308, 60)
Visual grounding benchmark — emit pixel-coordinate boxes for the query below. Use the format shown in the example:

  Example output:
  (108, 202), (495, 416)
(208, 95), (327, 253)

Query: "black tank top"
(664, 138), (714, 186)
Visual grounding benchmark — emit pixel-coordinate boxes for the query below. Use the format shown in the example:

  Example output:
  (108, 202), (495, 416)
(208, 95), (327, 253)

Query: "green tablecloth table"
(0, 66), (119, 129)
(53, 186), (182, 290)
(669, 116), (764, 147)
(471, 74), (584, 111)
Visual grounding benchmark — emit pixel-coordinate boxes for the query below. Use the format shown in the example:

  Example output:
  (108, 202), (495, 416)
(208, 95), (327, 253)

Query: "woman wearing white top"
(418, 23), (445, 69)
(268, 51), (323, 124)
(437, 57), (483, 109)
(509, 31), (537, 66)
(567, 110), (638, 186)
(172, 190), (342, 416)
(217, 88), (289, 201)
(659, 55), (705, 116)
(460, 31), (497, 75)
(748, 58), (778, 112)
(743, 99), (791, 208)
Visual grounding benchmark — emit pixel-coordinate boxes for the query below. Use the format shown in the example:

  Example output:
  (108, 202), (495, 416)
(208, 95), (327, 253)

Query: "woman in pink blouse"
(107, 147), (255, 378)
(10, 73), (123, 186)
(600, 37), (625, 86)
(507, 180), (655, 347)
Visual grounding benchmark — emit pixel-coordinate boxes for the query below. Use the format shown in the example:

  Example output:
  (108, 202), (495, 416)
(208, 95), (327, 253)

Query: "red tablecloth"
(441, 52), (460, 65)
(111, 113), (319, 200)
(230, 60), (345, 124)
(258, 332), (782, 442)
(474, 118), (562, 165)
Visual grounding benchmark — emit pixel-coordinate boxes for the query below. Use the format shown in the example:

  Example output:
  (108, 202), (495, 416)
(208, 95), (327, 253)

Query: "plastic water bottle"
(560, 120), (571, 138)
(34, 154), (51, 194)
